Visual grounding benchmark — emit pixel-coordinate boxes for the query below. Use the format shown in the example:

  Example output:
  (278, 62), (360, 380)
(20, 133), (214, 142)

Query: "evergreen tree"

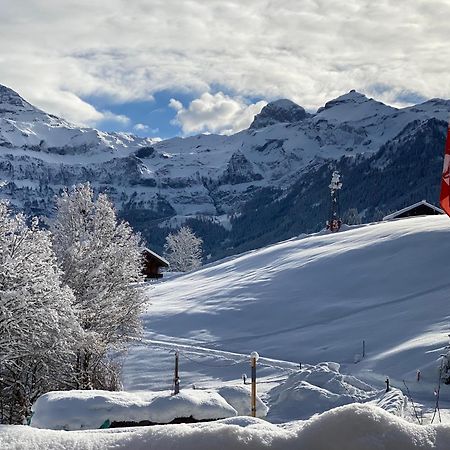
(164, 226), (203, 272)
(343, 208), (361, 225)
(52, 184), (144, 389)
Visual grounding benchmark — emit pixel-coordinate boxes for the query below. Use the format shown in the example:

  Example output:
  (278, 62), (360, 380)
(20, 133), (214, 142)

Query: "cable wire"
(179, 350), (248, 368)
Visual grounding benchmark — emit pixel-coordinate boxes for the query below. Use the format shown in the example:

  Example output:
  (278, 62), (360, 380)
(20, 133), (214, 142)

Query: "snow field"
(124, 216), (450, 420)
(5, 214), (450, 448)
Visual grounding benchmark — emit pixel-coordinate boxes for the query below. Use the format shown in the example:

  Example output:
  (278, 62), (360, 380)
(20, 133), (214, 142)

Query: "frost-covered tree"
(52, 184), (144, 389)
(343, 208), (361, 225)
(0, 202), (79, 424)
(373, 207), (387, 222)
(164, 226), (203, 272)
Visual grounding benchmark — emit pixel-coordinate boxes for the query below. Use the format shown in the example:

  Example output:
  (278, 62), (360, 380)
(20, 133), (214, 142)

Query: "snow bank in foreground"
(3, 404), (450, 450)
(30, 389), (237, 430)
(267, 362), (375, 421)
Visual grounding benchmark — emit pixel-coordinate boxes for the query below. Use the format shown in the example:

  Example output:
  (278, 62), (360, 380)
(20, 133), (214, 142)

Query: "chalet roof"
(382, 200), (444, 221)
(142, 247), (170, 267)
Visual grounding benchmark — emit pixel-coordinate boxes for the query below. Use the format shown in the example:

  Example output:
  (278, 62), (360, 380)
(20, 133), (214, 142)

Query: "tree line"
(0, 184), (145, 424)
(0, 183), (204, 424)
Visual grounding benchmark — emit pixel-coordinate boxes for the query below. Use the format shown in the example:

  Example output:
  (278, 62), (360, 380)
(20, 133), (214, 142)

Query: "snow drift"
(267, 362), (376, 421)
(3, 403), (450, 450)
(217, 385), (268, 418)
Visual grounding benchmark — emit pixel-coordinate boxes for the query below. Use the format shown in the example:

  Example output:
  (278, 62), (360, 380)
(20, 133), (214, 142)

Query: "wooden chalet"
(142, 248), (169, 279)
(383, 200), (444, 221)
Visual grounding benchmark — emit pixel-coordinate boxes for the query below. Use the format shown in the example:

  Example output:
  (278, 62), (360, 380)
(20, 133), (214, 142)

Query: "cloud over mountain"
(1, 0), (449, 128)
(169, 92), (267, 135)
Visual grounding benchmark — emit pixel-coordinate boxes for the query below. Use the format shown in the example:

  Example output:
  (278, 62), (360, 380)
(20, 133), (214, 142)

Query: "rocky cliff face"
(250, 99), (310, 129)
(0, 84), (449, 259)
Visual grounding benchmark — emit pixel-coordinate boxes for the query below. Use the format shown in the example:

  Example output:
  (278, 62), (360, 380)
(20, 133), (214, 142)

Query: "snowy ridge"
(1, 84), (449, 253)
(0, 85), (156, 157)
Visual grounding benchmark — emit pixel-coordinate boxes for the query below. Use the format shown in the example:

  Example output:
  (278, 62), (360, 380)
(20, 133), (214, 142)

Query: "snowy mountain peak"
(0, 84), (160, 157)
(250, 98), (310, 129)
(269, 99), (302, 109)
(0, 84), (36, 114)
(319, 90), (372, 111)
(315, 90), (397, 123)
(335, 89), (367, 101)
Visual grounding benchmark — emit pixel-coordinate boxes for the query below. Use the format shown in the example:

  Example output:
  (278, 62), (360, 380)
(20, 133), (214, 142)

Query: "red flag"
(440, 122), (450, 216)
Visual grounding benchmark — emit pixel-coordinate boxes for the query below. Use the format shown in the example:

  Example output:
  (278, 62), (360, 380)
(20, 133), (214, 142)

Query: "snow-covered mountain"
(0, 84), (449, 257)
(0, 85), (156, 156)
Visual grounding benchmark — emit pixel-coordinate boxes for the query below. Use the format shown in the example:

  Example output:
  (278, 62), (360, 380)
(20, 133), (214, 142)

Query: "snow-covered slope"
(127, 216), (450, 403)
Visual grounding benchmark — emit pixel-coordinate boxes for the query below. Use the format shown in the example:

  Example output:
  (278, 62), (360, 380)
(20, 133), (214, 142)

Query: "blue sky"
(1, 0), (449, 139)
(84, 89), (267, 139)
(83, 90), (193, 139)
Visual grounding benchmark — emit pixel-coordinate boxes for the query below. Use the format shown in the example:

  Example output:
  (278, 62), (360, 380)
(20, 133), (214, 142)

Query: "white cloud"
(1, 0), (450, 126)
(133, 123), (149, 132)
(133, 123), (159, 136)
(170, 92), (267, 135)
(10, 84), (129, 127)
(168, 99), (183, 112)
(101, 111), (130, 126)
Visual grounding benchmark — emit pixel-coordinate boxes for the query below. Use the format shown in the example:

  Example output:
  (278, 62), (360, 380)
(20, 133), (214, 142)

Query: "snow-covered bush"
(164, 226), (203, 272)
(0, 202), (80, 424)
(52, 184), (144, 390)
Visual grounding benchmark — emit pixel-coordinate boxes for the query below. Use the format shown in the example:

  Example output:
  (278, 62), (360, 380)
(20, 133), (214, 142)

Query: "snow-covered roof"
(30, 389), (238, 430)
(382, 200), (444, 221)
(143, 247), (169, 266)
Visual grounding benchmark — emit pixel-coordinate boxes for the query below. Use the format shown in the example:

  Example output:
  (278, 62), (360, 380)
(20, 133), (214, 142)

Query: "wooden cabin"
(383, 200), (444, 221)
(142, 248), (169, 279)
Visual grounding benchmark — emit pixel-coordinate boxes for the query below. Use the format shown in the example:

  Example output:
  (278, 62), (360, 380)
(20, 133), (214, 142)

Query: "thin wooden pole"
(250, 351), (259, 417)
(174, 351), (180, 395)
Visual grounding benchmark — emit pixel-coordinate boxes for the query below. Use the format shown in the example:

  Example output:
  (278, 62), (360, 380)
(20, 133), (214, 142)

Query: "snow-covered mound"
(4, 403), (450, 449)
(369, 388), (406, 417)
(217, 385), (268, 418)
(30, 389), (237, 430)
(267, 362), (409, 422)
(132, 216), (450, 397)
(267, 362), (375, 421)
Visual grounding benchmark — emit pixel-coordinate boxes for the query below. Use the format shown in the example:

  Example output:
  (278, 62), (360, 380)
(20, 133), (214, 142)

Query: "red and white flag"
(440, 122), (450, 216)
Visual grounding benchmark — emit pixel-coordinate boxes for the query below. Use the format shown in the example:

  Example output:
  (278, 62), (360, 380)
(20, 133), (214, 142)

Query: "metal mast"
(327, 170), (343, 232)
